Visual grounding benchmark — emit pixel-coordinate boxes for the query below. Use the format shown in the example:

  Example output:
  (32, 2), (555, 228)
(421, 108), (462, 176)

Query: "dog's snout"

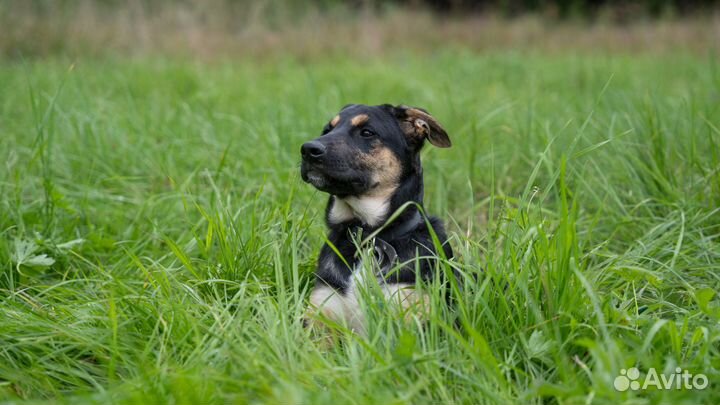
(301, 141), (326, 162)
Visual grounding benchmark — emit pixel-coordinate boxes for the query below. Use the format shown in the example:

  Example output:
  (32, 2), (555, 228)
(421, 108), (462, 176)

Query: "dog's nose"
(301, 141), (326, 161)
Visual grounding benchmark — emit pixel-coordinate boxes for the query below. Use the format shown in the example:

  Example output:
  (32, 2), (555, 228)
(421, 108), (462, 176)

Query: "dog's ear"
(391, 105), (451, 148)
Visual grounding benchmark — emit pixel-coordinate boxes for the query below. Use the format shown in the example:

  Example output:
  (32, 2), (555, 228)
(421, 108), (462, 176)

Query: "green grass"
(1, 50), (719, 404)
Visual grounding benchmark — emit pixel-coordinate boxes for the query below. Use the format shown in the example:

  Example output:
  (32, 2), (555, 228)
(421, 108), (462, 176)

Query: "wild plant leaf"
(12, 239), (55, 269)
(695, 288), (719, 318)
(695, 288), (715, 311)
(527, 330), (554, 361)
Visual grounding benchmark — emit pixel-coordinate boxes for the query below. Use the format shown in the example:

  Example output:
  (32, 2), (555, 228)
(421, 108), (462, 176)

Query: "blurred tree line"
(9, 0), (720, 20)
(2, 0), (716, 58)
(414, 0), (717, 16)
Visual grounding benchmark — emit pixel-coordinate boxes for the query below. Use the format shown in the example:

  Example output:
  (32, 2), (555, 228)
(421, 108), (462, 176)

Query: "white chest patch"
(328, 195), (389, 226)
(327, 197), (355, 224)
(329, 195), (389, 226)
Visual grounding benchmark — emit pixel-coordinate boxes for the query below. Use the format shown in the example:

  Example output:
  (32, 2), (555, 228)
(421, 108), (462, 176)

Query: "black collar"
(359, 210), (423, 277)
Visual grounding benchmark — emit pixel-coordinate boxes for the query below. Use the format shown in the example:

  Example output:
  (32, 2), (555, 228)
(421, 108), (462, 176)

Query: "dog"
(300, 104), (453, 334)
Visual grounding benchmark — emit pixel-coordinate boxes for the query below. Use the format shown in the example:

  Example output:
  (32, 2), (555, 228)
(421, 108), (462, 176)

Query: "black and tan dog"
(301, 104), (453, 334)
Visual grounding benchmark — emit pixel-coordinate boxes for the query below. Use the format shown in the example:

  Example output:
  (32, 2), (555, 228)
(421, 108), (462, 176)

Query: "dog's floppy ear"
(391, 105), (451, 148)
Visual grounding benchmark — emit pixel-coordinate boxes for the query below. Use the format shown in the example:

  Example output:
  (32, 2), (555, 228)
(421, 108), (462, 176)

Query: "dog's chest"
(328, 196), (390, 227)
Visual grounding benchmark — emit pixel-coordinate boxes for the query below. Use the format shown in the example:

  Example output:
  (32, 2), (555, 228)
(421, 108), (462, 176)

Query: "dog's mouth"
(302, 169), (327, 189)
(301, 163), (368, 196)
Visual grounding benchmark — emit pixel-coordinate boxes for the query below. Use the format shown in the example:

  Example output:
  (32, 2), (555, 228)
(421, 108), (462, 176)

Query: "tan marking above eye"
(330, 115), (340, 127)
(351, 114), (369, 127)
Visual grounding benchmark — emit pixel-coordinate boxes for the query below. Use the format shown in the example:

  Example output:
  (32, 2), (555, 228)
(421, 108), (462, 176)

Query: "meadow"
(1, 17), (719, 404)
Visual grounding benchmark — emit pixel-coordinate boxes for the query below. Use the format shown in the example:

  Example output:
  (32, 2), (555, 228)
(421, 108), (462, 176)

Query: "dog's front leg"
(304, 285), (366, 340)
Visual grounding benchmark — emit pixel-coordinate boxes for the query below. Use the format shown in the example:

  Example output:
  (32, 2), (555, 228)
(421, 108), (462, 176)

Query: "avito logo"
(614, 367), (709, 391)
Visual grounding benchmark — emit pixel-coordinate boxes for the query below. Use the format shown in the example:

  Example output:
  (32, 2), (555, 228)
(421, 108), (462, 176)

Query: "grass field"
(1, 46), (720, 404)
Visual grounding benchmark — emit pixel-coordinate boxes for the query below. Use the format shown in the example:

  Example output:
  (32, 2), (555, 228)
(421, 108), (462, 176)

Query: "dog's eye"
(360, 129), (375, 138)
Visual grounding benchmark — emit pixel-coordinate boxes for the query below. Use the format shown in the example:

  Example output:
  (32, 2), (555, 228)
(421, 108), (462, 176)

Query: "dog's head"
(300, 104), (451, 198)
